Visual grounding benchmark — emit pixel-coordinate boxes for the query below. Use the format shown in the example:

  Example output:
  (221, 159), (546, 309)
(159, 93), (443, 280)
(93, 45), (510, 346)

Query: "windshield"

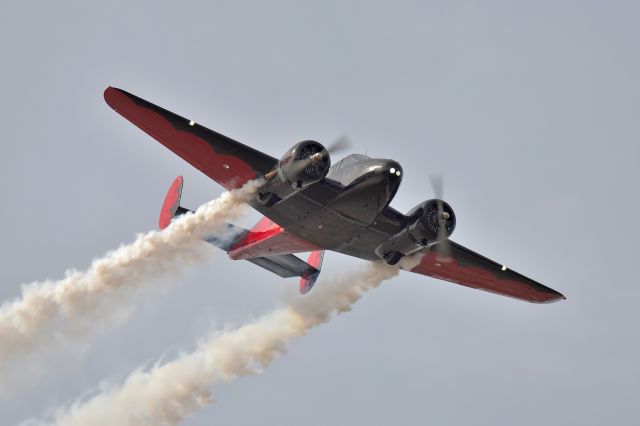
(332, 154), (370, 169)
(326, 154), (371, 186)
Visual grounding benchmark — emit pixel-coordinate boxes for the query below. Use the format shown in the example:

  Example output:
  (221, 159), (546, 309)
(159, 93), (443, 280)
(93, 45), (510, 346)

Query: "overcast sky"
(1, 1), (638, 425)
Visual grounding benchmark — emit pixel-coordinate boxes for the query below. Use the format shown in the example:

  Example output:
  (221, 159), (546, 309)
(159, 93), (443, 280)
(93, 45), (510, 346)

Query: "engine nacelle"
(375, 199), (456, 264)
(277, 140), (331, 188)
(258, 140), (331, 206)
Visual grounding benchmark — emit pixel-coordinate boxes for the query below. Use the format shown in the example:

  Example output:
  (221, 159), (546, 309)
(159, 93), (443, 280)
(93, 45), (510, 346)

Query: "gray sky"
(1, 1), (639, 424)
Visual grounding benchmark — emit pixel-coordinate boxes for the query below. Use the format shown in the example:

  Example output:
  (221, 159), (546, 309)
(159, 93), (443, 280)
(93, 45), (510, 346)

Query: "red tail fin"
(159, 176), (184, 229)
(299, 250), (324, 294)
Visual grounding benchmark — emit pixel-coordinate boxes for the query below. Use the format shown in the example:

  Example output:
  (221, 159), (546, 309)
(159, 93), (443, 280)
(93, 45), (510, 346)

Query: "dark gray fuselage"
(250, 154), (408, 260)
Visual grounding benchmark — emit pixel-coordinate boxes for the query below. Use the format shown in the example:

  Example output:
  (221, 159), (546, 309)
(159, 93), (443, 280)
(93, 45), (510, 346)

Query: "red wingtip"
(103, 86), (121, 109)
(159, 176), (184, 229)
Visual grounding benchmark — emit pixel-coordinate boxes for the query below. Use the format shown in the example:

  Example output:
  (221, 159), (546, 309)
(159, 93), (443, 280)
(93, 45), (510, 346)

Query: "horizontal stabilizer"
(158, 176), (322, 292)
(204, 224), (248, 251)
(246, 255), (318, 279)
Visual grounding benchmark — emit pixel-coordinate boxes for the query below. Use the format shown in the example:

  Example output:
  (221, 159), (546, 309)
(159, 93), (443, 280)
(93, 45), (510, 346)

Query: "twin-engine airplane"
(104, 87), (565, 303)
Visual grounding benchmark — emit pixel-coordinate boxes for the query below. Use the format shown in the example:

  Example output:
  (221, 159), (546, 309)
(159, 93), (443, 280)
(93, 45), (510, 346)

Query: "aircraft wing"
(104, 87), (277, 190)
(409, 241), (565, 303)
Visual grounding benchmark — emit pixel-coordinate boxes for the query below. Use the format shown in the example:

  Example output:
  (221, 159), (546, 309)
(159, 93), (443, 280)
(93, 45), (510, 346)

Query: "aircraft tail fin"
(159, 176), (189, 229)
(159, 176), (249, 249)
(299, 251), (324, 294)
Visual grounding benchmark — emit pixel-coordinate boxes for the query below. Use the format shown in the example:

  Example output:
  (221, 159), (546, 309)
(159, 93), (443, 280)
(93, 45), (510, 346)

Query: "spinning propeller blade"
(286, 135), (352, 178)
(430, 174), (452, 257)
(325, 134), (352, 154)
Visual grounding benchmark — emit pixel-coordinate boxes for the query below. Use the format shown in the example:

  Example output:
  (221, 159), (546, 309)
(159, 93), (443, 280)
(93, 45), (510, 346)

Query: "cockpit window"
(333, 154), (370, 169)
(326, 154), (372, 186)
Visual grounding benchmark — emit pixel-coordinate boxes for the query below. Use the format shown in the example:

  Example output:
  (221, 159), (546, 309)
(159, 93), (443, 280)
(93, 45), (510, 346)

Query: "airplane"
(104, 87), (565, 304)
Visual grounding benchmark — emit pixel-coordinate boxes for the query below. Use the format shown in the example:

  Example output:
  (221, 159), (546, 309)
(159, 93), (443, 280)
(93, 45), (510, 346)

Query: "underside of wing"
(410, 241), (565, 303)
(104, 86), (277, 190)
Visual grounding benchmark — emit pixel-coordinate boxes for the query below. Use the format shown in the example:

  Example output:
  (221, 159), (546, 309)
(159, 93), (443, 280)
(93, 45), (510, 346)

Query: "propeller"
(325, 134), (352, 154)
(429, 174), (453, 257)
(282, 135), (352, 180)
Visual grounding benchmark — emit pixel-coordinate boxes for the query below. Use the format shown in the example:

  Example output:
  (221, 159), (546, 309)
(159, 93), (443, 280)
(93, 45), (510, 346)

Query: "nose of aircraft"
(370, 159), (402, 183)
(369, 159), (402, 199)
(370, 159), (403, 211)
(328, 157), (403, 223)
(382, 160), (402, 179)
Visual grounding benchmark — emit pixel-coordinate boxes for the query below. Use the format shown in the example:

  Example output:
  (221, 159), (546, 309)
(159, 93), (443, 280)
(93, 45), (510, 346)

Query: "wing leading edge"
(104, 87), (277, 190)
(409, 241), (565, 303)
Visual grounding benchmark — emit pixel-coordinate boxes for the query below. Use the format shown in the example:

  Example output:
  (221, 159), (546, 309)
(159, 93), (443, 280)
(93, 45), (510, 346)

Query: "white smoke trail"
(38, 255), (422, 426)
(0, 179), (263, 371)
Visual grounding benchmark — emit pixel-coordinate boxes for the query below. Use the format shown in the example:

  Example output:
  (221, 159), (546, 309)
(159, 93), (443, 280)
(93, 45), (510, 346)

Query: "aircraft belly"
(274, 200), (400, 261)
(250, 175), (407, 261)
(289, 219), (387, 261)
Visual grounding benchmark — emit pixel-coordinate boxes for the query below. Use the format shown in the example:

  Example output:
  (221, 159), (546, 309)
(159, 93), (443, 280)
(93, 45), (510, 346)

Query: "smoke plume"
(39, 255), (422, 426)
(0, 179), (263, 371)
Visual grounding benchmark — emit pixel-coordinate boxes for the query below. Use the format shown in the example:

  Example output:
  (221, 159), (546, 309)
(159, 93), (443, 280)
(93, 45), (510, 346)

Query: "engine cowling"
(374, 199), (456, 264)
(277, 140), (331, 188)
(406, 199), (456, 243)
(258, 140), (331, 206)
